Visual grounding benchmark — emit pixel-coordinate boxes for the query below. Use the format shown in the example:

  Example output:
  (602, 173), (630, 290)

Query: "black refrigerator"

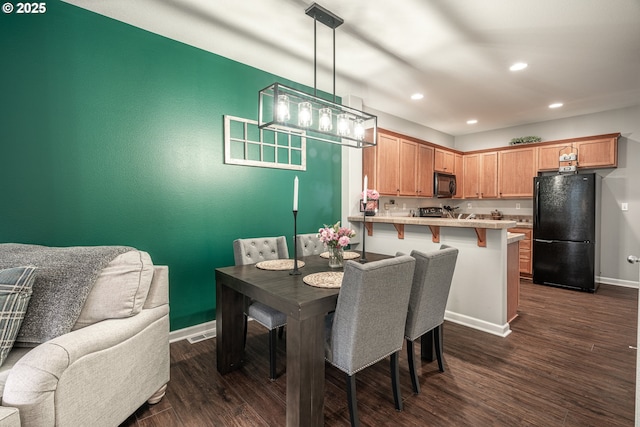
(533, 173), (600, 292)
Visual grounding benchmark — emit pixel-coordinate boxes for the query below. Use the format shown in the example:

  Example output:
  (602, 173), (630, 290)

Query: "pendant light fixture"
(258, 3), (377, 148)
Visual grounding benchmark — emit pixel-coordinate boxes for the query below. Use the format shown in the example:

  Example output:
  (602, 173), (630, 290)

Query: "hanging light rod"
(258, 2), (377, 149)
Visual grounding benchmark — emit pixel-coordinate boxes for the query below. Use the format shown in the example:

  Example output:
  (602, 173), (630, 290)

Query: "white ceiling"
(63, 0), (640, 136)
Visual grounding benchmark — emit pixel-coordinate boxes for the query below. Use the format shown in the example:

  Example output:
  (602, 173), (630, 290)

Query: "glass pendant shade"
(337, 113), (350, 136)
(276, 94), (290, 122)
(319, 108), (332, 131)
(298, 102), (313, 127)
(354, 118), (365, 141)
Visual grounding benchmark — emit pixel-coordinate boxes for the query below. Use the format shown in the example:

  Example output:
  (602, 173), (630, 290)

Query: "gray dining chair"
(295, 233), (325, 257)
(404, 244), (459, 394)
(232, 236), (289, 380)
(325, 255), (416, 427)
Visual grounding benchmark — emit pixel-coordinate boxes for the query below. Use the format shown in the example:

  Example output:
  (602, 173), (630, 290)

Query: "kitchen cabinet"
(463, 151), (498, 199)
(434, 148), (455, 173)
(399, 139), (418, 196)
(575, 136), (617, 168)
(499, 147), (537, 198)
(453, 153), (464, 199)
(537, 135), (618, 171)
(509, 227), (532, 276)
(537, 143), (573, 171)
(417, 144), (435, 197)
(363, 130), (434, 197)
(373, 132), (400, 195)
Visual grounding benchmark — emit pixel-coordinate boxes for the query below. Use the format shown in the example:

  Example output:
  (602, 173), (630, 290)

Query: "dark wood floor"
(121, 280), (638, 426)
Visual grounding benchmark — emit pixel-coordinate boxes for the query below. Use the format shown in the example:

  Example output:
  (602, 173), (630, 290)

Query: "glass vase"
(327, 246), (344, 268)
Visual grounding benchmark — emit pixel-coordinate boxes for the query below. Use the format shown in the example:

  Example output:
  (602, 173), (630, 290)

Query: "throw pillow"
(0, 267), (37, 367)
(72, 250), (154, 330)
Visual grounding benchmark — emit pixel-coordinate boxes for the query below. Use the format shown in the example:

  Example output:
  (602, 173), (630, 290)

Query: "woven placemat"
(319, 251), (360, 260)
(255, 259), (305, 271)
(303, 272), (344, 288)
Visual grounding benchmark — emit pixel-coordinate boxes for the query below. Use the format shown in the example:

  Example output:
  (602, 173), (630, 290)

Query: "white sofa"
(0, 247), (170, 427)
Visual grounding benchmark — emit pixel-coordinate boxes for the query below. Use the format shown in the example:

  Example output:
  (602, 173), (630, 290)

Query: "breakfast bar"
(348, 216), (522, 337)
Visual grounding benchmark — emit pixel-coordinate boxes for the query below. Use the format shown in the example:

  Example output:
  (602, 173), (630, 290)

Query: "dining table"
(215, 251), (437, 427)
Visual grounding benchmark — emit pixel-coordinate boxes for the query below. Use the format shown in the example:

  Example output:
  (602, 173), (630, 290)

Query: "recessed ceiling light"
(410, 93), (424, 100)
(467, 119), (478, 125)
(509, 62), (528, 71)
(549, 102), (563, 109)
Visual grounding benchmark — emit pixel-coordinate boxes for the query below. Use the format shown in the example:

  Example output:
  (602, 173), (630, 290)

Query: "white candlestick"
(293, 176), (299, 211)
(363, 175), (368, 204)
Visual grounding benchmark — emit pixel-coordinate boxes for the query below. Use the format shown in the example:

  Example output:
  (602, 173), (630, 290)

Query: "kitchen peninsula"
(348, 215), (524, 337)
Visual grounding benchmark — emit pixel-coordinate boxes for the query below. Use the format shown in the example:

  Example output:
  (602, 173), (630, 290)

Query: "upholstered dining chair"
(325, 256), (416, 427)
(404, 244), (459, 394)
(233, 236), (289, 380)
(295, 233), (325, 257)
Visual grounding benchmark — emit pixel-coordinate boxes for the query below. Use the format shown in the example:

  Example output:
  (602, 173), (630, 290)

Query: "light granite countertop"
(507, 232), (526, 244)
(348, 215), (517, 229)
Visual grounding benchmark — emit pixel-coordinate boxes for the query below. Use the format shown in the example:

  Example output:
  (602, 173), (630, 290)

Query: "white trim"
(169, 320), (216, 343)
(444, 310), (512, 337)
(224, 115), (306, 171)
(598, 275), (639, 289)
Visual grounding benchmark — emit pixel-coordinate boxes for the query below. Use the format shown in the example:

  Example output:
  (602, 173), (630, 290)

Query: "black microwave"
(434, 172), (456, 198)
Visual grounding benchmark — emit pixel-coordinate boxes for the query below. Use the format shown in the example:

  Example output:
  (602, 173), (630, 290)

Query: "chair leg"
(346, 374), (360, 427)
(269, 328), (277, 380)
(390, 352), (403, 411)
(406, 339), (420, 394)
(243, 315), (248, 349)
(434, 324), (445, 372)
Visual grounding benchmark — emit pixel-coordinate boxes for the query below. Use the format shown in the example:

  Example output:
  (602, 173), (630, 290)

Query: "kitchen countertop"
(507, 232), (526, 244)
(348, 215), (517, 229)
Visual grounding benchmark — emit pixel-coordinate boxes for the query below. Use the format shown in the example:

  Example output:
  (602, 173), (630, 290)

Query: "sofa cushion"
(73, 250), (154, 330)
(0, 267), (37, 367)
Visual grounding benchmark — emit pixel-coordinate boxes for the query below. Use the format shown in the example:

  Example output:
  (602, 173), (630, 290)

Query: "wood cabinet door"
(434, 149), (455, 173)
(376, 133), (400, 195)
(576, 137), (617, 168)
(499, 147), (536, 198)
(453, 153), (464, 199)
(509, 228), (532, 275)
(463, 154), (479, 198)
(416, 144), (435, 197)
(398, 139), (418, 196)
(537, 143), (573, 171)
(479, 152), (498, 198)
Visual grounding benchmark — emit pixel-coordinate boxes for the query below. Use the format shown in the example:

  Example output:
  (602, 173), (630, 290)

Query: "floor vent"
(187, 331), (215, 344)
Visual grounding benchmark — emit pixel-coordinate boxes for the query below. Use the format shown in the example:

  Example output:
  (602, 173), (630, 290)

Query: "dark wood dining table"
(215, 251), (437, 427)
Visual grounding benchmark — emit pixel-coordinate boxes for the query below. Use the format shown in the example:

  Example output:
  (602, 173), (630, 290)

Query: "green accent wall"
(0, 2), (342, 330)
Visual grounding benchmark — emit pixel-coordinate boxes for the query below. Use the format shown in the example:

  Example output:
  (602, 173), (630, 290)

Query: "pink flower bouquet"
(317, 221), (356, 249)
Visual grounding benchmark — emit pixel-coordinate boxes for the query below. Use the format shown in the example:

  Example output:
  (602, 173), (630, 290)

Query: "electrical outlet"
(622, 203), (628, 211)
(467, 203), (472, 209)
(516, 203), (521, 209)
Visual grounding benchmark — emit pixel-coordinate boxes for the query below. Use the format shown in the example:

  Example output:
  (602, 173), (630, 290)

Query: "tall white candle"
(293, 176), (299, 211)
(363, 175), (368, 204)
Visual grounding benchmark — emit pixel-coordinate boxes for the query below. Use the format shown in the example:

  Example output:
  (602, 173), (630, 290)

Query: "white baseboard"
(444, 311), (512, 337)
(598, 276), (639, 289)
(169, 320), (216, 343)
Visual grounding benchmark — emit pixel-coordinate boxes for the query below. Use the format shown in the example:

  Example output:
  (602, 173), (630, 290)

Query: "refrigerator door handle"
(534, 180), (540, 226)
(535, 239), (554, 243)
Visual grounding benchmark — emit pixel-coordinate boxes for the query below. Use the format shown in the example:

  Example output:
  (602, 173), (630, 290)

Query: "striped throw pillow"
(0, 267), (37, 366)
